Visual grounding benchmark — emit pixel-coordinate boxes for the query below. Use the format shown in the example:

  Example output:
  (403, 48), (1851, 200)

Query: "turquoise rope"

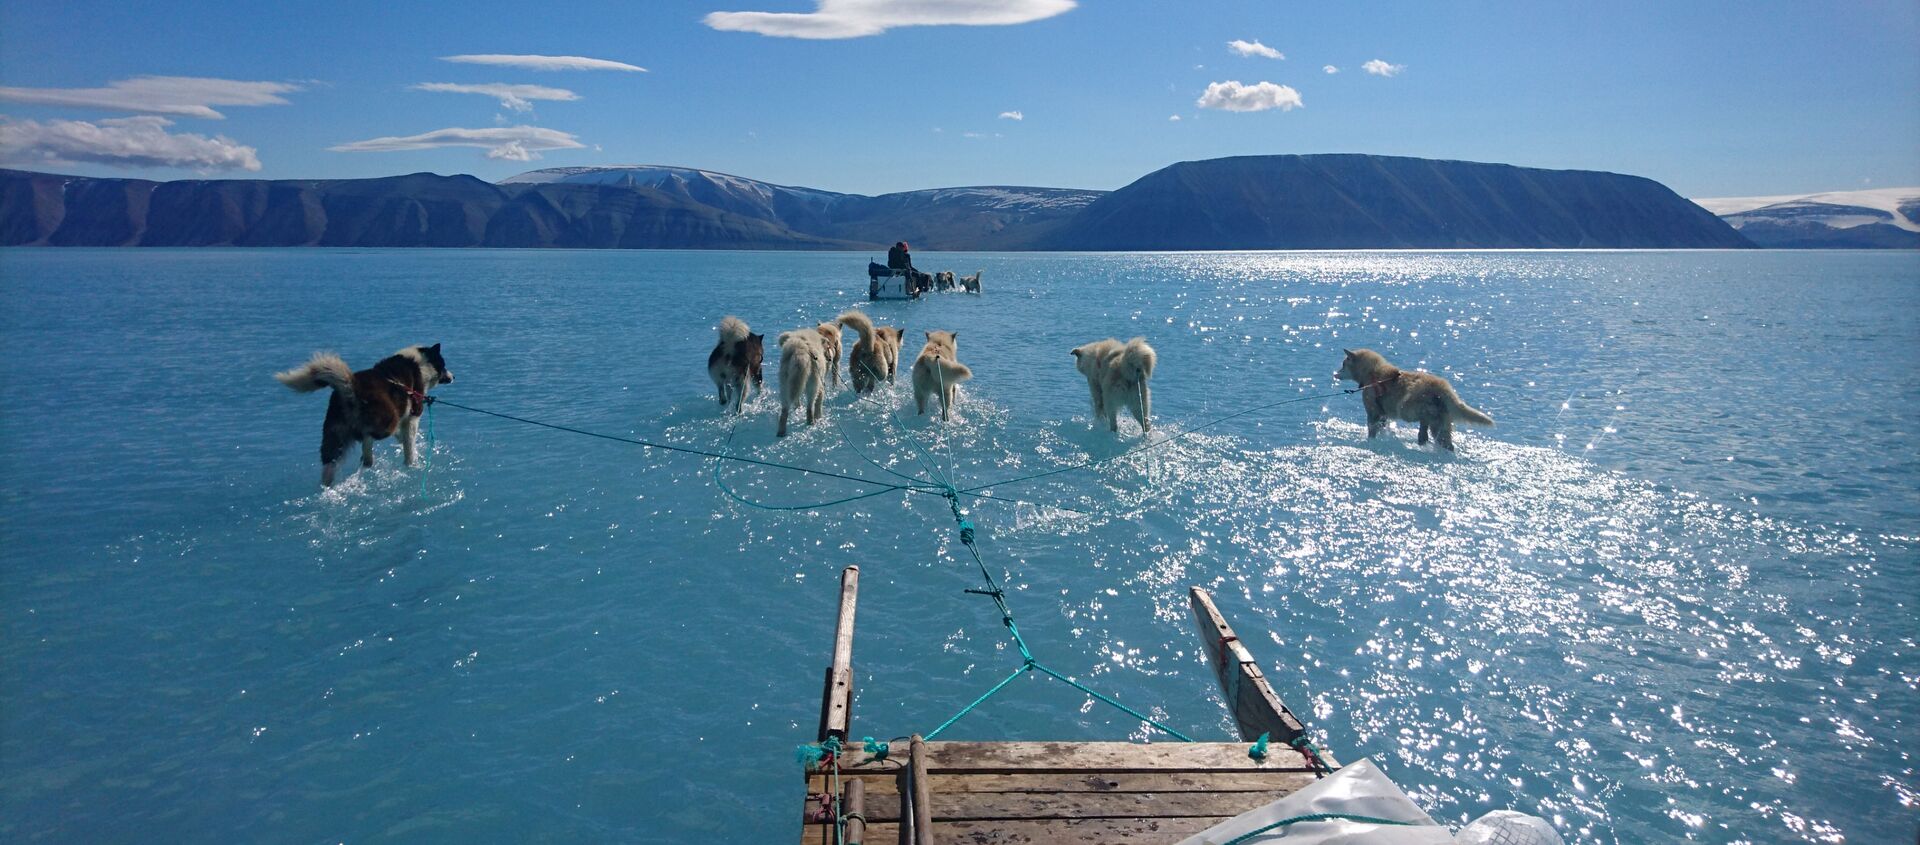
(1219, 812), (1417, 844)
(432, 398), (939, 496)
(711, 424), (933, 511)
(857, 361), (951, 490)
(1030, 661), (1196, 742)
(922, 483), (1198, 743)
(924, 662), (1029, 740)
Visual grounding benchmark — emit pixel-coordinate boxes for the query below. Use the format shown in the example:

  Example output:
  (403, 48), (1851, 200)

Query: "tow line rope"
(430, 376), (1378, 751)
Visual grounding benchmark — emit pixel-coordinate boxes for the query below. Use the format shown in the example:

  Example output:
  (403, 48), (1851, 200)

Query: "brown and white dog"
(911, 330), (973, 420)
(813, 321), (843, 387)
(776, 328), (829, 437)
(838, 310), (905, 394)
(1071, 337), (1155, 433)
(934, 270), (955, 291)
(959, 271), (982, 294)
(1335, 348), (1492, 451)
(708, 316), (764, 414)
(276, 344), (453, 486)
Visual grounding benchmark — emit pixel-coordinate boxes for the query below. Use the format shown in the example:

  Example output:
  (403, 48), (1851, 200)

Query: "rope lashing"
(1289, 734), (1333, 776)
(796, 736), (843, 771)
(1218, 812), (1418, 844)
(861, 736), (889, 761)
(1248, 731), (1270, 761)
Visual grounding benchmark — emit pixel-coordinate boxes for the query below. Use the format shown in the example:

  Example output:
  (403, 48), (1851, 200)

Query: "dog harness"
(387, 378), (430, 416)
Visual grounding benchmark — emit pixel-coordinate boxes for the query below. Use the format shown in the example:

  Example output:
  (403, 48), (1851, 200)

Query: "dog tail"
(275, 353), (354, 396)
(1450, 394), (1494, 427)
(717, 315), (751, 344)
(836, 310), (876, 344)
(1120, 337), (1156, 381)
(933, 356), (972, 384)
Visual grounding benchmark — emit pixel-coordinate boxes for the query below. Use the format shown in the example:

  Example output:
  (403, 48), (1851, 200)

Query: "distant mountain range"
(2, 155), (1754, 250)
(1693, 188), (1920, 248)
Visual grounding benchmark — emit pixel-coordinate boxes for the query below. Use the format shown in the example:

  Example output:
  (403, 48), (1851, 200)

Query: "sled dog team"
(276, 325), (1490, 485)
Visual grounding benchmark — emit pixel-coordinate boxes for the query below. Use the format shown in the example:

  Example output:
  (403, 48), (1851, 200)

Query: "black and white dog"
(276, 344), (453, 486)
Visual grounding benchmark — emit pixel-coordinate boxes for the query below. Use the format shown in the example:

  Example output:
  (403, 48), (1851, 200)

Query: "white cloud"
(961, 131), (1003, 139)
(1362, 59), (1405, 77)
(329, 125), (585, 161)
(1323, 65), (1339, 74)
(440, 54), (646, 73)
(0, 115), (261, 171)
(1196, 80), (1303, 113)
(412, 82), (580, 112)
(704, 0), (1075, 39)
(1227, 39), (1283, 60)
(998, 110), (1023, 121)
(0, 76), (300, 120)
(1168, 115), (1181, 121)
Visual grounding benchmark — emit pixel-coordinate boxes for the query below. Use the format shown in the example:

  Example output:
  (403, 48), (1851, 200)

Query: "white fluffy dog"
(776, 328), (828, 437)
(1071, 337), (1156, 433)
(910, 330), (973, 421)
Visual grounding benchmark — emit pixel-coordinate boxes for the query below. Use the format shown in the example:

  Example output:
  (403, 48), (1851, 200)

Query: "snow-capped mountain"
(1693, 188), (1920, 248)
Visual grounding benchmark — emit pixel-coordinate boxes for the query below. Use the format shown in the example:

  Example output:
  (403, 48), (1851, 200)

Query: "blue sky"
(1, 0), (1915, 197)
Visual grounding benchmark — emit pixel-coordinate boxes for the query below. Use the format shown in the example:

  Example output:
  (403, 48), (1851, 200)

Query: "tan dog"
(776, 328), (828, 437)
(1070, 337), (1155, 433)
(1335, 348), (1492, 451)
(911, 330), (973, 420)
(838, 310), (905, 393)
(813, 321), (843, 387)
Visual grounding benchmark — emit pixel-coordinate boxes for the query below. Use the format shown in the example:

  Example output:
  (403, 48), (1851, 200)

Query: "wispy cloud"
(704, 0), (1075, 39)
(440, 54), (646, 73)
(1196, 80), (1302, 112)
(412, 82), (579, 112)
(962, 131), (1003, 139)
(1362, 59), (1405, 77)
(1168, 115), (1181, 121)
(1323, 65), (1339, 74)
(329, 125), (585, 162)
(998, 110), (1023, 121)
(0, 76), (299, 120)
(1227, 39), (1283, 60)
(0, 115), (261, 171)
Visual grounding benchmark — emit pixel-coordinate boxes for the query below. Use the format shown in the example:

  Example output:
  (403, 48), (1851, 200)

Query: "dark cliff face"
(1042, 155), (1753, 250)
(2, 155), (1753, 250)
(0, 169), (859, 249)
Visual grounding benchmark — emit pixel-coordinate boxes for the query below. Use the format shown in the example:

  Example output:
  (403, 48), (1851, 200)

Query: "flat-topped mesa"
(1043, 154), (1754, 249)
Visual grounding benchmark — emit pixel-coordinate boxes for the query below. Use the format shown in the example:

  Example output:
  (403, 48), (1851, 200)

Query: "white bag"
(1176, 758), (1454, 845)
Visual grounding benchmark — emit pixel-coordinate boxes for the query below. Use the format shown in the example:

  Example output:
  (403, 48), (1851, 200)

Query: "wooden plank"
(1189, 587), (1326, 759)
(848, 788), (1304, 823)
(819, 566), (860, 742)
(812, 769), (1319, 797)
(806, 817), (1232, 845)
(906, 734), (935, 845)
(840, 742), (1320, 774)
(844, 778), (866, 845)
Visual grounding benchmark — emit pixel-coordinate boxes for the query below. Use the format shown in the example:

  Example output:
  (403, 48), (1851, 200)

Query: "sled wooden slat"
(798, 568), (1336, 845)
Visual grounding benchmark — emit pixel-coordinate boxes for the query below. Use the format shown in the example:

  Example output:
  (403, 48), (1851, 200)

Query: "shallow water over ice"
(1, 248), (1914, 843)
